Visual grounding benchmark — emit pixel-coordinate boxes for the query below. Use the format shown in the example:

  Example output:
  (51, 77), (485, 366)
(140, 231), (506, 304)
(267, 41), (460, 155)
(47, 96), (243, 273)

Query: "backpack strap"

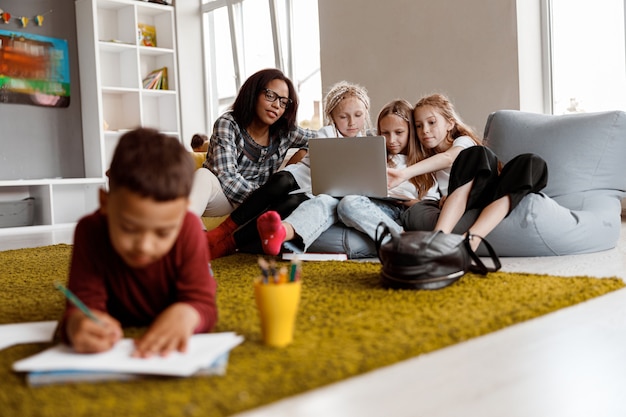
(463, 234), (502, 275)
(375, 222), (391, 260)
(375, 222), (402, 260)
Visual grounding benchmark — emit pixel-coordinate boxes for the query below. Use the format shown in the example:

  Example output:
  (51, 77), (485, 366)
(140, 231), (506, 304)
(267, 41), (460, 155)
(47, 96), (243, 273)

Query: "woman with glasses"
(189, 68), (317, 219)
(204, 81), (374, 259)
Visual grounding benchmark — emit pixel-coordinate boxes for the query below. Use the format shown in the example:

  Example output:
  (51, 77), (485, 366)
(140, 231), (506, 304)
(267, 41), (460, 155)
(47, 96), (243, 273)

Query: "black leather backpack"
(375, 224), (501, 290)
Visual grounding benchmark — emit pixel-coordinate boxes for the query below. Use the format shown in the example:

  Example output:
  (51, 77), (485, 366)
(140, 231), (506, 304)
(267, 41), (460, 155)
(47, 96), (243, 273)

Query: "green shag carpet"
(0, 244), (623, 417)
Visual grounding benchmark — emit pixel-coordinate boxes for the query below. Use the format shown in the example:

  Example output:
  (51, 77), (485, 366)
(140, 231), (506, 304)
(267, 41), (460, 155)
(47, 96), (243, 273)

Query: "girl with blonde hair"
(316, 80), (373, 137)
(387, 93), (482, 200)
(396, 93), (547, 251)
(336, 99), (439, 241)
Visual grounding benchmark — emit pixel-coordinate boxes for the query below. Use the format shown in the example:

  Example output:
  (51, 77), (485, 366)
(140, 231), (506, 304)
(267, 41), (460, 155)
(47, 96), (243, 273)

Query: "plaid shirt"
(204, 112), (316, 205)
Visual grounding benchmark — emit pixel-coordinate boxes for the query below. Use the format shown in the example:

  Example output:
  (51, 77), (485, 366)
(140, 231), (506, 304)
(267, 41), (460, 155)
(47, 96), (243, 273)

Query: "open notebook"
(13, 332), (244, 384)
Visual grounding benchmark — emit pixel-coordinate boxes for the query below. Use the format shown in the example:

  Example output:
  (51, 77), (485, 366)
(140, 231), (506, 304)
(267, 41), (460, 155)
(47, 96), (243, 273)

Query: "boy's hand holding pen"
(65, 308), (122, 354)
(56, 282), (123, 353)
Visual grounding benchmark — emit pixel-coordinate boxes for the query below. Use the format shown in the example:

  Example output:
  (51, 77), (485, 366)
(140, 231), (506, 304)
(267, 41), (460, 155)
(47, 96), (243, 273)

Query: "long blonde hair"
(378, 99), (432, 199)
(414, 93), (482, 159)
(409, 94), (481, 197)
(323, 81), (373, 135)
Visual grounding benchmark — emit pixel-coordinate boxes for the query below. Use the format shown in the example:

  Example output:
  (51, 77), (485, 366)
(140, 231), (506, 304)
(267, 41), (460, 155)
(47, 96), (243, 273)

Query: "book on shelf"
(137, 23), (157, 47)
(142, 67), (169, 90)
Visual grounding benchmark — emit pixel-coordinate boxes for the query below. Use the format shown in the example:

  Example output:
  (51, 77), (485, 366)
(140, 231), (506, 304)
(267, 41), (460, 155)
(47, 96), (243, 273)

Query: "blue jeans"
(337, 195), (404, 241)
(283, 194), (339, 252)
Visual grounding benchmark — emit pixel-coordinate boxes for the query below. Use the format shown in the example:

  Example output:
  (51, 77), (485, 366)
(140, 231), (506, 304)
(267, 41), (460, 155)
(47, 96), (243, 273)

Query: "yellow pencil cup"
(254, 280), (302, 348)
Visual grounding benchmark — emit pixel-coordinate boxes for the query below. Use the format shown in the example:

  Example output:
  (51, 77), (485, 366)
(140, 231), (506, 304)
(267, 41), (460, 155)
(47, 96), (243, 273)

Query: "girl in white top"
(399, 93), (547, 251)
(259, 93), (484, 256)
(256, 82), (376, 256)
(336, 99), (439, 241)
(387, 93), (481, 201)
(281, 81), (373, 195)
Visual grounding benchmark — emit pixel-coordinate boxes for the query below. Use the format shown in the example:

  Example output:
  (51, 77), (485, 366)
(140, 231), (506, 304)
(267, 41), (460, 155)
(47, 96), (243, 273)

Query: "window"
(546, 0), (626, 114)
(202, 0), (321, 128)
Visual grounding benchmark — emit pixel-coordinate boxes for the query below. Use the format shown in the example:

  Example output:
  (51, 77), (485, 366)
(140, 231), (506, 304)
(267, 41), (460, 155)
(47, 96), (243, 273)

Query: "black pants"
(231, 170), (309, 252)
(401, 147), (548, 233)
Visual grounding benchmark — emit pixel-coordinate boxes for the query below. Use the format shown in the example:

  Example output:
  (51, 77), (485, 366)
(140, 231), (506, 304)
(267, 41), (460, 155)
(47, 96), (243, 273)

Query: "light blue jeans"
(283, 194), (339, 253)
(337, 195), (404, 242)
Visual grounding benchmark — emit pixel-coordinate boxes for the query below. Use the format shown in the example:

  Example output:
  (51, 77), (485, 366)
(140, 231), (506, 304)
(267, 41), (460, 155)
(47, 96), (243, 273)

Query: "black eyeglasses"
(263, 88), (292, 109)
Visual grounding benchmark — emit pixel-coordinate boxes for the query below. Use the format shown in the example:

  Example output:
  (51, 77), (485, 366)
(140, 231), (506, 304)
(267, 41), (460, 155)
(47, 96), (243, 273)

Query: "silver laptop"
(308, 136), (396, 199)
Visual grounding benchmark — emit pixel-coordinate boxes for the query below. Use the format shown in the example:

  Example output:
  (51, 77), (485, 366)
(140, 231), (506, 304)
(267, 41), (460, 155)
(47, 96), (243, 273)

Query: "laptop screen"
(308, 136), (390, 198)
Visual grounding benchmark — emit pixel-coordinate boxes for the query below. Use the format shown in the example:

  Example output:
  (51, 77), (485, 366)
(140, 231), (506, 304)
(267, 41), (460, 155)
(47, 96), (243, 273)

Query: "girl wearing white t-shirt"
(336, 99), (439, 241)
(396, 93), (547, 251)
(387, 94), (480, 202)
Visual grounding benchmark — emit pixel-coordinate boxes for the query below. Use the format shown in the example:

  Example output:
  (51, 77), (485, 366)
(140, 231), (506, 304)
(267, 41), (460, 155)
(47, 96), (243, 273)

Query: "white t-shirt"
(388, 154), (440, 201)
(435, 135), (476, 196)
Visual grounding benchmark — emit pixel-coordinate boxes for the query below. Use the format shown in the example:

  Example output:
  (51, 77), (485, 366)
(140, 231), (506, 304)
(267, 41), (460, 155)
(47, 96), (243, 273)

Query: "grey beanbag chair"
(472, 109), (625, 256)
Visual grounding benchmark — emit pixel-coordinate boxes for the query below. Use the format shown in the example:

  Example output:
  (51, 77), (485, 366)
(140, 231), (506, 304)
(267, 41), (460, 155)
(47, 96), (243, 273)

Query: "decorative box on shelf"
(0, 198), (35, 228)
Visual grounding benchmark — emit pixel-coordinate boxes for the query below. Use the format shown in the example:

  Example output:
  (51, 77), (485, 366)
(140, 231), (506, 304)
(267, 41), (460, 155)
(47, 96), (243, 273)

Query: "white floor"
(2, 219), (626, 417)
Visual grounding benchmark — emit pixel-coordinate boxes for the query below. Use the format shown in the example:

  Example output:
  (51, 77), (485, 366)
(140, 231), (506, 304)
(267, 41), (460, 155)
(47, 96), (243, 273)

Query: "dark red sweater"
(60, 210), (217, 339)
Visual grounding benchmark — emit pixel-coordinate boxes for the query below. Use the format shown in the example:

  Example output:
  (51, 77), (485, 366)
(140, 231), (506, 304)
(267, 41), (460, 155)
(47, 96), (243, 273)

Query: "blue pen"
(54, 282), (102, 324)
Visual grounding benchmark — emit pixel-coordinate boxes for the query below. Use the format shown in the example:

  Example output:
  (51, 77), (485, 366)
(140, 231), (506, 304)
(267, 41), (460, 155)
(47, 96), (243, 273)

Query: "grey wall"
(0, 0), (541, 181)
(317, 0), (525, 133)
(0, 0), (83, 180)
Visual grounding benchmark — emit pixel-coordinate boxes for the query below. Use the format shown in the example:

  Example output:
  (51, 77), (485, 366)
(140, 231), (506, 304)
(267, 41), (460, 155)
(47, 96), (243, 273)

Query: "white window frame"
(540, 0), (554, 114)
(201, 0), (298, 126)
(542, 0), (626, 114)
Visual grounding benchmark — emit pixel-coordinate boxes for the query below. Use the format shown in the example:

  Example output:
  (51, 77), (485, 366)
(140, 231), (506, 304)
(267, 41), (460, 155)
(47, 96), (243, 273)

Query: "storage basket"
(0, 197), (35, 228)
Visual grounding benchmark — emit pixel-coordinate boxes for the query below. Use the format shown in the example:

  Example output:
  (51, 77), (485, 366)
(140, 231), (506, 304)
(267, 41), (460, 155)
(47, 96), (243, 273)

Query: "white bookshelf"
(0, 179), (104, 234)
(0, 0), (180, 236)
(75, 0), (181, 178)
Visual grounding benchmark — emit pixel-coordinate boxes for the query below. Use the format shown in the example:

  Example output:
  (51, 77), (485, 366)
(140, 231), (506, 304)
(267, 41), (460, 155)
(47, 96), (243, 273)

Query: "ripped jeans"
(337, 195), (405, 241)
(283, 194), (339, 253)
